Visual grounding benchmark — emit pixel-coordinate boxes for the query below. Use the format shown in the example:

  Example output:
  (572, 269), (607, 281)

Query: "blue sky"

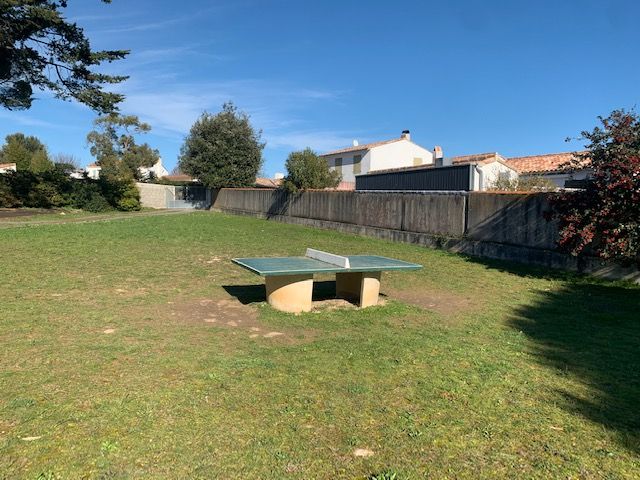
(1, 0), (638, 176)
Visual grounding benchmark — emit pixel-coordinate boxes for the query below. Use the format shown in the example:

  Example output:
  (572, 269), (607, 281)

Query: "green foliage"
(2, 167), (72, 208)
(0, 0), (128, 113)
(368, 471), (400, 480)
(83, 113), (156, 211)
(490, 174), (556, 192)
(70, 180), (112, 212)
(0, 132), (53, 172)
(282, 147), (341, 192)
(179, 102), (265, 188)
(0, 174), (18, 206)
(0, 166), (138, 212)
(87, 113), (159, 181)
(550, 109), (640, 264)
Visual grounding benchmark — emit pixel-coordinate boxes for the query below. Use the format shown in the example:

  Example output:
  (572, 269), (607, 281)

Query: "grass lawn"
(1, 212), (638, 479)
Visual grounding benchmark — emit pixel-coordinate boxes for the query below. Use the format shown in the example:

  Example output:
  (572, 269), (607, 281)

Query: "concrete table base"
(336, 271), (382, 308)
(265, 274), (314, 313)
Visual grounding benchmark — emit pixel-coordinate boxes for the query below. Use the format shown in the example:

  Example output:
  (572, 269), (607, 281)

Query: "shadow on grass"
(510, 281), (639, 452)
(462, 254), (640, 452)
(223, 280), (338, 305)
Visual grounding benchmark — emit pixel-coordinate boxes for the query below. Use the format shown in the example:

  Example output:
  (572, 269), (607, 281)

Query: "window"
(335, 158), (342, 173)
(413, 157), (422, 166)
(353, 155), (362, 174)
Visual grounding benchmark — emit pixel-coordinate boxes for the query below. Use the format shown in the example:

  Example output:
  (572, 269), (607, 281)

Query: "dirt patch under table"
(168, 297), (318, 344)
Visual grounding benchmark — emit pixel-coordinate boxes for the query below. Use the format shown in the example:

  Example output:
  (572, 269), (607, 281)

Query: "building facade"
(321, 131), (434, 183)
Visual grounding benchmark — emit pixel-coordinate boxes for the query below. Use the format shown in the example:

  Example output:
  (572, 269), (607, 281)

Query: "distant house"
(355, 151), (518, 191)
(0, 163), (17, 174)
(506, 151), (591, 188)
(139, 158), (169, 180)
(69, 168), (86, 179)
(85, 158), (170, 181)
(450, 152), (519, 190)
(321, 130), (434, 183)
(254, 177), (283, 188)
(86, 163), (101, 179)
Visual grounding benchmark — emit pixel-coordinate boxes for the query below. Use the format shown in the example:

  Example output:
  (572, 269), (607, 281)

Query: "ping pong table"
(232, 249), (422, 313)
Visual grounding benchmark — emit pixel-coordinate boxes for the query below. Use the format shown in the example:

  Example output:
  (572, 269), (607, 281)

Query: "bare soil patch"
(0, 208), (54, 219)
(386, 287), (478, 317)
(169, 297), (317, 344)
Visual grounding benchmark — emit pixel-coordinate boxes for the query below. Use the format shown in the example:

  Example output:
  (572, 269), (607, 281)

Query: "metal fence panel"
(355, 164), (473, 191)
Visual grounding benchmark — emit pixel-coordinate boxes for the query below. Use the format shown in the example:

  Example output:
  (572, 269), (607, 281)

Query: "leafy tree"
(549, 109), (640, 265)
(282, 147), (341, 192)
(0, 0), (128, 113)
(86, 113), (158, 211)
(0, 132), (53, 171)
(179, 103), (265, 188)
(87, 113), (159, 180)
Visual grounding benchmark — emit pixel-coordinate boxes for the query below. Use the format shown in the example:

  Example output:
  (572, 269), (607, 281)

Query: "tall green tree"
(0, 132), (53, 172)
(86, 113), (159, 180)
(179, 103), (264, 188)
(86, 113), (159, 211)
(0, 0), (128, 113)
(283, 147), (341, 192)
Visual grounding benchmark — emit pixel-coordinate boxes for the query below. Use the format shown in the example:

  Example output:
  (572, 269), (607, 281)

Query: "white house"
(0, 163), (17, 174)
(86, 163), (101, 179)
(320, 131), (434, 183)
(84, 158), (169, 181)
(139, 158), (169, 180)
(451, 152), (519, 190)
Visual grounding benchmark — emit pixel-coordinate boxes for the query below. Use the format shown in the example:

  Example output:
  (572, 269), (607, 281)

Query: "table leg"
(265, 274), (314, 313)
(336, 271), (381, 308)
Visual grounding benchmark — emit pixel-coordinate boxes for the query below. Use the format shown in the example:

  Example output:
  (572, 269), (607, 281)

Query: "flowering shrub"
(550, 110), (640, 265)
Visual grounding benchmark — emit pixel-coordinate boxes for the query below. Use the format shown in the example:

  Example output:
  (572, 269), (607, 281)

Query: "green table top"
(232, 255), (422, 276)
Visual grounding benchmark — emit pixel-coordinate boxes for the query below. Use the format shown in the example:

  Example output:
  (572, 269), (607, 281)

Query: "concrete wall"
(466, 192), (558, 249)
(212, 189), (466, 237)
(211, 188), (639, 283)
(136, 182), (174, 209)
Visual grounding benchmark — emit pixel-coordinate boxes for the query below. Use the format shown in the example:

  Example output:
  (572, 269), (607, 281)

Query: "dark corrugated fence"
(355, 164), (473, 191)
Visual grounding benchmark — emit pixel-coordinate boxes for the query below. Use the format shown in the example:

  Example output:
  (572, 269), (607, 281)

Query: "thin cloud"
(115, 78), (341, 135)
(0, 110), (65, 130)
(97, 17), (188, 34)
(265, 131), (362, 153)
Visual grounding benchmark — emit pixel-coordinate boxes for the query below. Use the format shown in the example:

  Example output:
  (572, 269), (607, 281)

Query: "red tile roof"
(506, 151), (590, 174)
(320, 138), (405, 157)
(451, 152), (505, 166)
(0, 163), (16, 168)
(254, 177), (283, 188)
(161, 174), (194, 182)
